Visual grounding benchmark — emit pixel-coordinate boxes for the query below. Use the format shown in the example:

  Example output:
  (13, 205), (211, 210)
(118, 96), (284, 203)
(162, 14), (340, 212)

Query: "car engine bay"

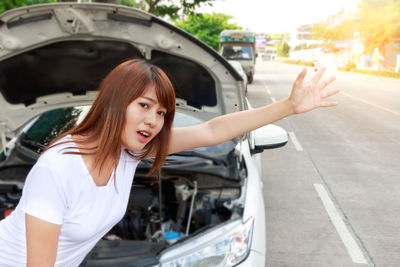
(0, 165), (244, 240)
(109, 171), (243, 243)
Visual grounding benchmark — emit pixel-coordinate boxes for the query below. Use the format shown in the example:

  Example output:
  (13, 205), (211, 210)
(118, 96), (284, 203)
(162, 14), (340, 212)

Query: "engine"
(108, 172), (243, 244)
(0, 166), (244, 245)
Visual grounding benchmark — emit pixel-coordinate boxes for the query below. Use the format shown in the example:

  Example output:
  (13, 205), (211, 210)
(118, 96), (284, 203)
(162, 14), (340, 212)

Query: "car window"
(21, 106), (90, 149)
(222, 45), (253, 60)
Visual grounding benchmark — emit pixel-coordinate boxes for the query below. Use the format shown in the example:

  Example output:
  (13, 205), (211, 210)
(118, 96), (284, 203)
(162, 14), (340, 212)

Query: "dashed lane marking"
(314, 184), (368, 265)
(288, 132), (303, 151)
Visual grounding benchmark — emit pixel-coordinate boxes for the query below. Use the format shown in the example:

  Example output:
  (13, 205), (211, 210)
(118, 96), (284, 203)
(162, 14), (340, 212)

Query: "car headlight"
(160, 217), (254, 267)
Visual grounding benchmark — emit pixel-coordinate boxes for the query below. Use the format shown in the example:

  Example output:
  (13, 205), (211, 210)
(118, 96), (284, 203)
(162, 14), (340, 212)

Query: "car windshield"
(20, 106), (90, 151)
(19, 106), (235, 156)
(222, 45), (253, 60)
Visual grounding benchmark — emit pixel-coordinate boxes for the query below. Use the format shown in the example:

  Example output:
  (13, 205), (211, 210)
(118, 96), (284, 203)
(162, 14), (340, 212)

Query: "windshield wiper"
(169, 151), (228, 167)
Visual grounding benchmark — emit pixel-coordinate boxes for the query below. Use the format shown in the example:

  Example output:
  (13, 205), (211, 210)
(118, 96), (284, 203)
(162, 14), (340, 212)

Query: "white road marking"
(270, 97), (276, 103)
(261, 80), (271, 94)
(314, 184), (368, 265)
(288, 132), (303, 151)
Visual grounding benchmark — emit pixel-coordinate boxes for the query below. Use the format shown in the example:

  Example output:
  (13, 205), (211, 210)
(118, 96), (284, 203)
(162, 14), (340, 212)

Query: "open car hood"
(0, 3), (244, 137)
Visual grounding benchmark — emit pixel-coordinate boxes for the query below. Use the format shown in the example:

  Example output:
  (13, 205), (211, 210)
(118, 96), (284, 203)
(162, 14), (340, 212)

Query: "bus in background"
(219, 30), (256, 83)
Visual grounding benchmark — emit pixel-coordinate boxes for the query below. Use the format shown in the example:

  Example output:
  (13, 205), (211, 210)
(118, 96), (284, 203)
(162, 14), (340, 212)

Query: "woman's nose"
(144, 111), (157, 127)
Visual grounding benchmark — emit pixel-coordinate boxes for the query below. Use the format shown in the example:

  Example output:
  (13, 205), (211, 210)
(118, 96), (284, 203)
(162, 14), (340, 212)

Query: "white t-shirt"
(0, 136), (140, 266)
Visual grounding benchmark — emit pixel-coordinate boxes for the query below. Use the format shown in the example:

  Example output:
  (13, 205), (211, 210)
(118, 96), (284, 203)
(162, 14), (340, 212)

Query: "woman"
(0, 59), (338, 266)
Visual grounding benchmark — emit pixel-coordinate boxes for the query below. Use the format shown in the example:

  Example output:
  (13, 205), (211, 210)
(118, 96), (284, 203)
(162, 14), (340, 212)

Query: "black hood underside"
(0, 40), (216, 109)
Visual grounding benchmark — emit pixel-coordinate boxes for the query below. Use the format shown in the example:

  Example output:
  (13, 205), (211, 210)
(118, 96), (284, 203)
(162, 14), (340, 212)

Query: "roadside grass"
(337, 67), (400, 79)
(275, 59), (314, 67)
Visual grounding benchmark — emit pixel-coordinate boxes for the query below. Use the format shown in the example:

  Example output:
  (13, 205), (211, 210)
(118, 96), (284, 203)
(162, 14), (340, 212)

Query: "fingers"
(320, 89), (340, 107)
(294, 68), (307, 88)
(320, 101), (338, 107)
(311, 66), (326, 85)
(321, 89), (340, 99)
(318, 76), (336, 91)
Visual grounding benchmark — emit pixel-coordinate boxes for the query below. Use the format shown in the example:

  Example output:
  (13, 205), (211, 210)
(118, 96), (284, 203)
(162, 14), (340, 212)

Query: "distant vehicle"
(262, 48), (278, 61)
(228, 60), (248, 95)
(219, 30), (256, 83)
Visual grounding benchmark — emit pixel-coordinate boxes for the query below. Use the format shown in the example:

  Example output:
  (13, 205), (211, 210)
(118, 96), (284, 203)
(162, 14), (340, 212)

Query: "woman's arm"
(168, 67), (338, 154)
(26, 214), (61, 267)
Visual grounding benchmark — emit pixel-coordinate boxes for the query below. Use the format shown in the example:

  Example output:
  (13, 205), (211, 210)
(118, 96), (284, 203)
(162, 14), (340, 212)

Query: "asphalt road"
(247, 60), (400, 267)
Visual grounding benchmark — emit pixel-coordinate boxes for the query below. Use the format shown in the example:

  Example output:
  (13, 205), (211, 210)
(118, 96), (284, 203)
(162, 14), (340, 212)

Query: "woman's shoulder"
(31, 136), (85, 188)
(38, 135), (80, 167)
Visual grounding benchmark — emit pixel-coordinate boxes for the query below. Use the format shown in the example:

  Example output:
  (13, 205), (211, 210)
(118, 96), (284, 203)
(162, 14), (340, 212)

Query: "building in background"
(288, 24), (323, 51)
(255, 33), (287, 61)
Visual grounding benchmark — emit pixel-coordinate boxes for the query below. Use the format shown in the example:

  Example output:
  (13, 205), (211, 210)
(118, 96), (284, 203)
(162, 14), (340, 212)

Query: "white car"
(0, 3), (288, 266)
(228, 60), (248, 95)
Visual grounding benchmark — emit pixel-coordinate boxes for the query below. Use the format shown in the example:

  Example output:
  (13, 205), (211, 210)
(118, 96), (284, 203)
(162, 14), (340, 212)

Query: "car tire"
(248, 73), (253, 84)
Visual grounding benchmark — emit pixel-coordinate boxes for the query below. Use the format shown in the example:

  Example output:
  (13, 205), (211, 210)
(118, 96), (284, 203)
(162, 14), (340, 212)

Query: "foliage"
(345, 61), (357, 71)
(312, 20), (357, 41)
(175, 13), (241, 50)
(338, 67), (400, 78)
(277, 42), (290, 57)
(143, 0), (217, 20)
(311, 20), (358, 53)
(268, 34), (283, 40)
(294, 43), (320, 51)
(114, 0), (141, 8)
(311, 0), (400, 56)
(275, 59), (314, 67)
(357, 0), (400, 55)
(0, 0), (56, 13)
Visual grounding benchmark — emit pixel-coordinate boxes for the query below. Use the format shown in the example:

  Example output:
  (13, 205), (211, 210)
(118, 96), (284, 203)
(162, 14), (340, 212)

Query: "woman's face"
(122, 87), (167, 151)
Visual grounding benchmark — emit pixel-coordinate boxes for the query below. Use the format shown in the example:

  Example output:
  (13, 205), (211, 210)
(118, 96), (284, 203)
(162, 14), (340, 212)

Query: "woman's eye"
(140, 103), (149, 108)
(158, 111), (166, 116)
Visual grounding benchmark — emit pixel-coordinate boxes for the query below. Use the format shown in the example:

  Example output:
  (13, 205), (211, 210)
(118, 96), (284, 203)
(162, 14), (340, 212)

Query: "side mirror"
(250, 124), (288, 154)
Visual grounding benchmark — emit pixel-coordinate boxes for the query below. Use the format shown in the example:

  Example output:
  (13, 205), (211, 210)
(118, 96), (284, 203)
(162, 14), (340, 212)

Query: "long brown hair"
(44, 59), (176, 175)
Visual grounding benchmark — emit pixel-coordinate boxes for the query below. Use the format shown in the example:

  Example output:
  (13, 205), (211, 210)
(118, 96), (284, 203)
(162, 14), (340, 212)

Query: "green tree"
(312, 20), (356, 41)
(0, 0), (57, 13)
(357, 0), (400, 55)
(175, 13), (241, 50)
(146, 0), (215, 20)
(277, 42), (290, 57)
(312, 20), (358, 52)
(312, 0), (400, 56)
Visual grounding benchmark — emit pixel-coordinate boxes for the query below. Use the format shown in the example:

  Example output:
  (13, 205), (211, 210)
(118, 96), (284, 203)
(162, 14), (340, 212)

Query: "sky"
(197, 0), (359, 33)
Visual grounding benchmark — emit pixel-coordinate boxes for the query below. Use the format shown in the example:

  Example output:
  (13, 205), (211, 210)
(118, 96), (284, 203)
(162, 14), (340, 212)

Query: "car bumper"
(237, 250), (265, 266)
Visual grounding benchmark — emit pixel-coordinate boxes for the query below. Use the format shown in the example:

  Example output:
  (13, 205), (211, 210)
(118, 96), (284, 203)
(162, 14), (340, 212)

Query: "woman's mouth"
(137, 130), (152, 143)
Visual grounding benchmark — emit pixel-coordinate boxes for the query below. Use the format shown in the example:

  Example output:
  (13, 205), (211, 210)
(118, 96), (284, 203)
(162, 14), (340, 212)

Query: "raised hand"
(288, 67), (339, 114)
